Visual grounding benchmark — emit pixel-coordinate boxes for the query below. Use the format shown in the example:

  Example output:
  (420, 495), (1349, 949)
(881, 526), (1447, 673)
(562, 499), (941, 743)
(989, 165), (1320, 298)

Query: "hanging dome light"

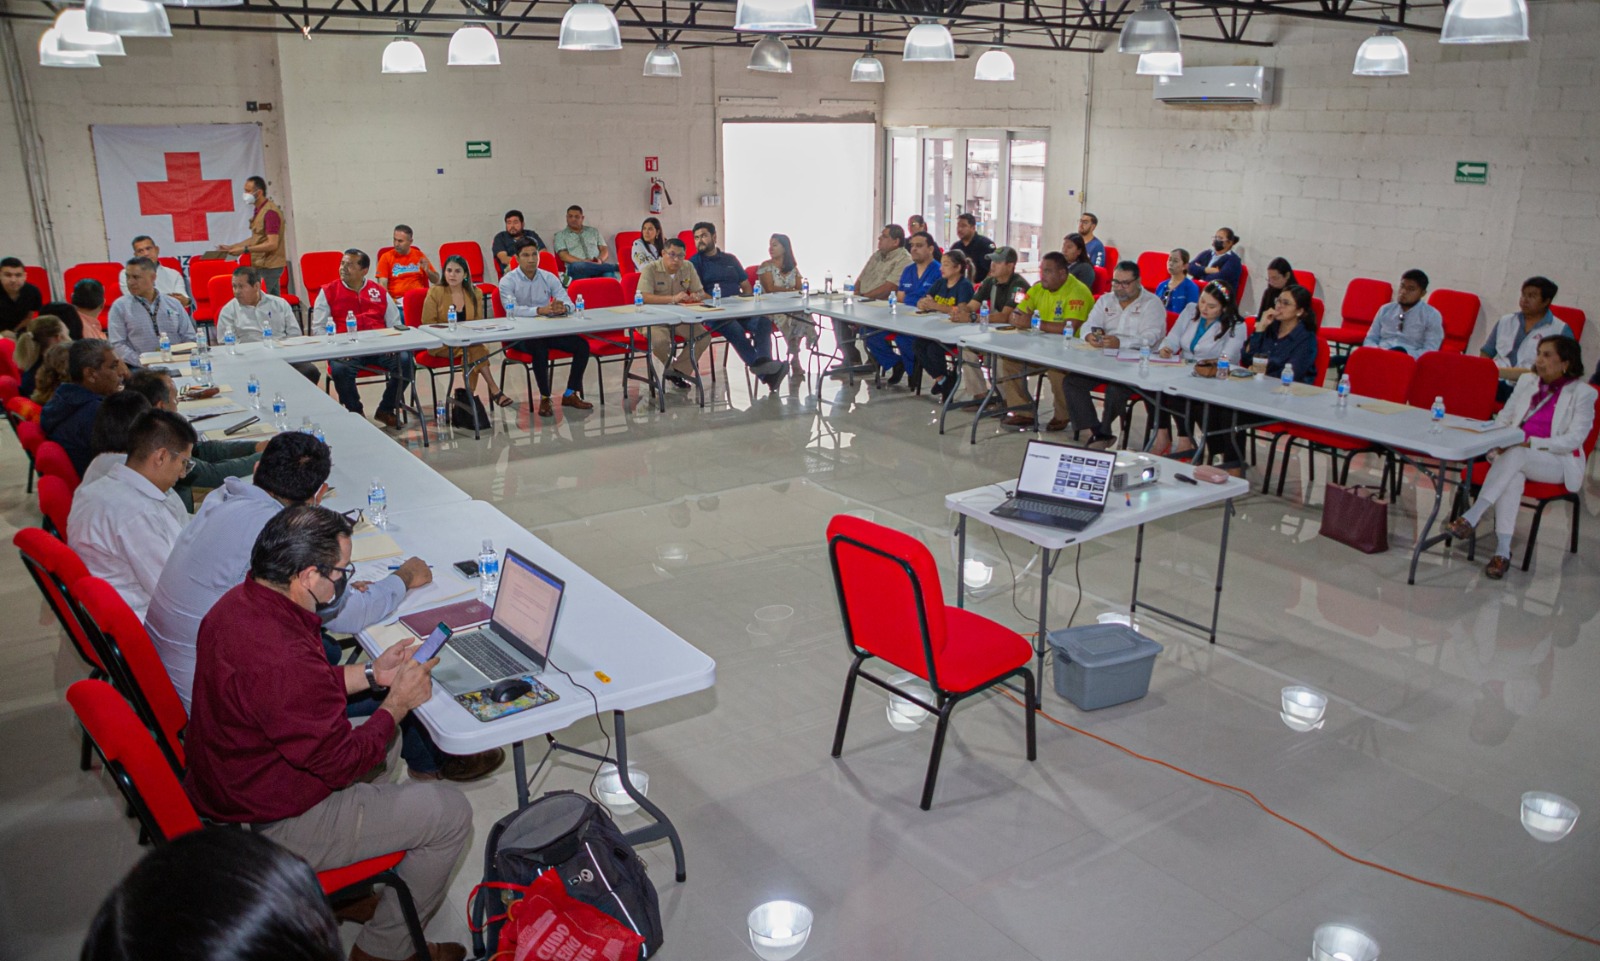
(40, 28), (101, 66)
(558, 2), (622, 50)
(850, 51), (884, 82)
(1352, 28), (1408, 76)
(447, 25), (500, 64)
(747, 35), (792, 73)
(974, 47), (1015, 81)
(733, 0), (815, 33)
(1136, 50), (1182, 75)
(902, 22), (954, 62)
(86, 0), (172, 37)
(55, 9), (127, 54)
(1440, 0), (1528, 43)
(1119, 0), (1180, 55)
(381, 37), (426, 73)
(642, 44), (682, 77)
(161, 0), (244, 7)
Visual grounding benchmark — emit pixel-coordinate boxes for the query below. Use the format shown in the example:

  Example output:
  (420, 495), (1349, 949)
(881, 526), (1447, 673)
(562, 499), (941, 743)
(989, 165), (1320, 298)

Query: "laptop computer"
(990, 440), (1116, 532)
(430, 549), (566, 697)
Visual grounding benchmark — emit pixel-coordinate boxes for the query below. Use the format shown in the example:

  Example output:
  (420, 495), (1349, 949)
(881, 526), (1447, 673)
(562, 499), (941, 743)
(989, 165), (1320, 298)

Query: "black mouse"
(490, 678), (532, 704)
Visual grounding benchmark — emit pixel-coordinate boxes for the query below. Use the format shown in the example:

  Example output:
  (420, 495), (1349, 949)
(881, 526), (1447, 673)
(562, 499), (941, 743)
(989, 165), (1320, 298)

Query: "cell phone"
(414, 622), (453, 662)
(453, 559), (480, 579)
(224, 416), (260, 435)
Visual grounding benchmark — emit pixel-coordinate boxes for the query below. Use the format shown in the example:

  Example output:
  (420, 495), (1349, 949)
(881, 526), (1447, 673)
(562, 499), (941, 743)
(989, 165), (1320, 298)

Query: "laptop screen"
(1016, 441), (1115, 507)
(488, 550), (565, 669)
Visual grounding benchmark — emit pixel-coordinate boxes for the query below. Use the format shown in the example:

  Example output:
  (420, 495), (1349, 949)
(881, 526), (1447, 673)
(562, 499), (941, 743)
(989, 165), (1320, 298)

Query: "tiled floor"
(2, 352), (1598, 961)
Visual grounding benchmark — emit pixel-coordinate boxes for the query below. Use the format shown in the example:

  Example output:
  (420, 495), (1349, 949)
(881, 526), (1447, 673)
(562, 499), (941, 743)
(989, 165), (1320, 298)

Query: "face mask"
(1212, 239), (1226, 252)
(315, 571), (349, 614)
(242, 191), (255, 204)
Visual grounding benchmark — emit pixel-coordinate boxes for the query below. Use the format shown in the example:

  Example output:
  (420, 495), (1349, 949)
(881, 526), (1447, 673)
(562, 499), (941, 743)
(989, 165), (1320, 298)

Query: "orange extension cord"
(999, 688), (1600, 947)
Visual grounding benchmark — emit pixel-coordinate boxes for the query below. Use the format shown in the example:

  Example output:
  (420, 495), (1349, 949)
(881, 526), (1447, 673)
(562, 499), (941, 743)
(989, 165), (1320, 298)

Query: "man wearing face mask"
(220, 176), (289, 294)
(146, 432), (504, 784)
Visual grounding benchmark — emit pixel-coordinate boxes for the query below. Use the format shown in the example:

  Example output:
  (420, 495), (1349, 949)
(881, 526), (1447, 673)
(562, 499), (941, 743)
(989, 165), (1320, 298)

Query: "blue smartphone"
(414, 622), (453, 662)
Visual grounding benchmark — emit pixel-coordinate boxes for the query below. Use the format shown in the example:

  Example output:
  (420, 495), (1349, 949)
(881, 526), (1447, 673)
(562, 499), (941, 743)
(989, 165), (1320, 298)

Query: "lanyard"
(135, 295), (161, 337)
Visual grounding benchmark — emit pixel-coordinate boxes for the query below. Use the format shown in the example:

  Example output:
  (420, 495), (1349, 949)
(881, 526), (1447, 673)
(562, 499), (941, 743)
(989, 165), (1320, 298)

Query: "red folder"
(398, 597), (492, 637)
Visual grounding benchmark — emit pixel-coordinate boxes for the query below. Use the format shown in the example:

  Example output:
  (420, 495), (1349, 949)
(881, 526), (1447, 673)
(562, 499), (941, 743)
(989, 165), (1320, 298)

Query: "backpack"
(450, 388), (490, 430)
(470, 791), (663, 960)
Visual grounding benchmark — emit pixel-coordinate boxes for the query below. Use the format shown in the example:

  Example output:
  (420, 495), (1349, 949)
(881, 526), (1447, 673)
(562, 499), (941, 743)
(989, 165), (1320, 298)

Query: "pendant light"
(55, 10), (126, 54)
(1136, 50), (1182, 75)
(850, 46), (884, 82)
(974, 47), (1014, 81)
(902, 21), (954, 62)
(161, 0), (244, 7)
(642, 44), (682, 77)
(381, 37), (426, 73)
(733, 0), (815, 33)
(40, 28), (101, 67)
(747, 35), (792, 73)
(558, 2), (622, 50)
(1119, 0), (1180, 55)
(1352, 27), (1408, 76)
(447, 25), (500, 64)
(1440, 0), (1528, 43)
(86, 0), (172, 37)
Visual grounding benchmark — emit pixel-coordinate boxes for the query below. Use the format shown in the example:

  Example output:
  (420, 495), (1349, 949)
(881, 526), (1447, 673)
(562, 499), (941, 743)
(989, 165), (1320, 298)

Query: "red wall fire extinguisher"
(649, 177), (672, 213)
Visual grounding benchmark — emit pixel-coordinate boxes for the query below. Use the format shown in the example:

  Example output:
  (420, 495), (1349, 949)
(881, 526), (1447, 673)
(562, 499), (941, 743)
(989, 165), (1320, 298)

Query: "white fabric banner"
(90, 124), (264, 259)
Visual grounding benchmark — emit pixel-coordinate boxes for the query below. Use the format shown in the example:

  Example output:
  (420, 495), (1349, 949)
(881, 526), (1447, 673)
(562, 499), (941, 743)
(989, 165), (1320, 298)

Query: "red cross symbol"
(136, 152), (234, 243)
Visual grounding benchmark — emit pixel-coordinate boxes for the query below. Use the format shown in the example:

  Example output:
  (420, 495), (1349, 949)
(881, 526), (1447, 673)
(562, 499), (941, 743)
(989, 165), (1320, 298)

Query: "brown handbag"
(1318, 484), (1390, 554)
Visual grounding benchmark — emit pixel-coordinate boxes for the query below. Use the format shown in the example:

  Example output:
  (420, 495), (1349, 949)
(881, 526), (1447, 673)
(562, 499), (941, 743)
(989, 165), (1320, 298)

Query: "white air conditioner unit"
(1154, 66), (1274, 105)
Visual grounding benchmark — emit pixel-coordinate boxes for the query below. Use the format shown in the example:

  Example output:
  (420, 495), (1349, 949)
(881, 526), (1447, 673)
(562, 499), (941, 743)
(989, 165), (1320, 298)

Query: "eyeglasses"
(1111, 278), (1139, 288)
(340, 508), (365, 527)
(318, 562), (356, 582)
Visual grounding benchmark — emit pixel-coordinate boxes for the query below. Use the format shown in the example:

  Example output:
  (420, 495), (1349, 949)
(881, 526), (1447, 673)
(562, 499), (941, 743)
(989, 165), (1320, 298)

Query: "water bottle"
(1217, 356), (1230, 379)
(978, 302), (991, 333)
(712, 283), (722, 308)
(344, 310), (357, 343)
(1336, 373), (1351, 409)
(801, 279), (810, 303)
(300, 415), (314, 434)
(322, 312), (335, 339)
(1430, 395), (1445, 433)
(477, 538), (500, 600)
(575, 294), (586, 315)
(1030, 310), (1042, 334)
(634, 290), (644, 309)
(223, 329), (237, 355)
(1280, 363), (1295, 393)
(247, 374), (260, 409)
(435, 399), (447, 428)
(312, 423), (326, 446)
(197, 328), (209, 352)
(159, 331), (172, 361)
(753, 280), (764, 301)
(447, 305), (458, 331)
(1139, 343), (1151, 377)
(888, 291), (899, 313)
(271, 392), (286, 430)
(844, 276), (854, 306)
(261, 311), (276, 348)
(188, 351), (200, 381)
(367, 477), (388, 529)
(199, 352), (214, 388)
(1063, 319), (1076, 340)
(824, 271), (834, 295)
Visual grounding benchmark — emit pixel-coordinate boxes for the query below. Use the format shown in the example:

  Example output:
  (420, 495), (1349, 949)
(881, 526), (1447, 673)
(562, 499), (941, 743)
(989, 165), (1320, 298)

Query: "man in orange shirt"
(376, 224), (439, 300)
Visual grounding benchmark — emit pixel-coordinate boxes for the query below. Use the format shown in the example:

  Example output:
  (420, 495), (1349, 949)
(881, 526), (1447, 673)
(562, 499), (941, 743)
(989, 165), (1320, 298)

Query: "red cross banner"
(89, 123), (264, 258)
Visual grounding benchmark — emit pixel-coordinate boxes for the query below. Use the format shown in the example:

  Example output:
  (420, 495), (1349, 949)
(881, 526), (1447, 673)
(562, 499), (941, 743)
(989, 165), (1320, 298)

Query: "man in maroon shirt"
(184, 506), (471, 961)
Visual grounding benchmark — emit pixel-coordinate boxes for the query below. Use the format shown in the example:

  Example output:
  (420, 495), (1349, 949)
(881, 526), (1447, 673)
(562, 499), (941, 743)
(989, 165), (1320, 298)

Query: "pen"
(1176, 474), (1198, 485)
(388, 562), (433, 570)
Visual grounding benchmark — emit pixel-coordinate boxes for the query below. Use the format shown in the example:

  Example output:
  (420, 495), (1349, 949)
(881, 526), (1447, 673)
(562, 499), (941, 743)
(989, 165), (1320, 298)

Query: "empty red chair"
(538, 251), (562, 277)
(615, 231), (643, 273)
(35, 440), (79, 493)
(298, 251), (344, 304)
(826, 514), (1036, 810)
(38, 474), (73, 539)
(1551, 304), (1586, 341)
(1407, 352), (1498, 420)
(188, 258), (239, 324)
(1325, 277), (1394, 349)
(621, 272), (642, 303)
(24, 265), (53, 302)
(438, 241), (486, 283)
(75, 577), (190, 772)
(63, 262), (125, 312)
(1263, 347), (1416, 496)
(1428, 288), (1482, 354)
(1292, 269), (1318, 296)
(1136, 251), (1168, 291)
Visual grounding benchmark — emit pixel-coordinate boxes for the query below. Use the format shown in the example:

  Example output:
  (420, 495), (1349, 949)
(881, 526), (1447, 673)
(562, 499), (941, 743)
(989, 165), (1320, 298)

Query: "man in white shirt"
(498, 238), (594, 417)
(1480, 276), (1571, 403)
(107, 258), (196, 367)
(67, 409), (195, 619)
(1064, 261), (1169, 448)
(78, 391), (188, 526)
(118, 236), (191, 308)
(217, 265), (320, 383)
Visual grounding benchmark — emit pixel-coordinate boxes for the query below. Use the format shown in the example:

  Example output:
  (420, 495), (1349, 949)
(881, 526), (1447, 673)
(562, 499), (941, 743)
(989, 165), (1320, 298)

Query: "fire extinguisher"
(649, 177), (672, 213)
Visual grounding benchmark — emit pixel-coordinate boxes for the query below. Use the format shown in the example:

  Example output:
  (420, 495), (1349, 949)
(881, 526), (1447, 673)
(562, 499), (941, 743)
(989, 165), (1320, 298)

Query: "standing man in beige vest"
(222, 176), (288, 295)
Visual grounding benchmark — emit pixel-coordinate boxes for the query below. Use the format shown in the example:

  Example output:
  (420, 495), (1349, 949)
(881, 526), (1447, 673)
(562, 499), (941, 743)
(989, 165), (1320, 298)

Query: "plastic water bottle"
(1336, 373), (1351, 409)
(435, 399), (447, 429)
(978, 302), (991, 333)
(1063, 319), (1076, 340)
(199, 352), (214, 388)
(247, 374), (260, 409)
(575, 294), (586, 315)
(271, 392), (286, 430)
(712, 284), (722, 308)
(159, 331), (172, 361)
(753, 280), (764, 301)
(261, 312), (276, 348)
(223, 329), (237, 355)
(1139, 343), (1151, 377)
(1430, 395), (1445, 433)
(300, 416), (313, 434)
(824, 272), (834, 295)
(188, 351), (200, 381)
(446, 305), (458, 331)
(1217, 357), (1231, 379)
(367, 478), (388, 529)
(801, 279), (810, 303)
(478, 538), (500, 600)
(344, 310), (357, 343)
(844, 277), (854, 306)
(1280, 363), (1295, 393)
(312, 424), (326, 446)
(1030, 310), (1042, 334)
(888, 291), (898, 313)
(634, 290), (644, 309)
(322, 312), (335, 340)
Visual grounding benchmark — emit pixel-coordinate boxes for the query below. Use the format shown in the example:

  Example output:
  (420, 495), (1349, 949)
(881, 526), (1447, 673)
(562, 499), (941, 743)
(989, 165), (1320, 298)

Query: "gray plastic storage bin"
(1047, 623), (1163, 710)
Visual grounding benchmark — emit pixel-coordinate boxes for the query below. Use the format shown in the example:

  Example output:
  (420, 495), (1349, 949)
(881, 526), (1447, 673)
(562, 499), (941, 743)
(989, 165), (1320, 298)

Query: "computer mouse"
(490, 678), (532, 703)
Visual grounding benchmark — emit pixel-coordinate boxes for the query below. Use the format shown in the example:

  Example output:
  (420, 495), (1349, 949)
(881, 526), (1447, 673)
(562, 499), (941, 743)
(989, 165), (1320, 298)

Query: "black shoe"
(760, 368), (787, 391)
(886, 366), (905, 386)
(664, 370), (691, 390)
(930, 376), (952, 399)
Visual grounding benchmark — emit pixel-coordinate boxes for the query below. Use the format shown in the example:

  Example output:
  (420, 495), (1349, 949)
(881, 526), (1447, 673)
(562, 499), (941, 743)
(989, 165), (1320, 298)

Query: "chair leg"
(1569, 496), (1581, 554)
(1522, 500), (1549, 572)
(1261, 435), (1281, 494)
(919, 701), (957, 811)
(380, 872), (432, 961)
(1022, 671), (1037, 761)
(1276, 437), (1295, 497)
(829, 656), (865, 758)
(80, 725), (92, 771)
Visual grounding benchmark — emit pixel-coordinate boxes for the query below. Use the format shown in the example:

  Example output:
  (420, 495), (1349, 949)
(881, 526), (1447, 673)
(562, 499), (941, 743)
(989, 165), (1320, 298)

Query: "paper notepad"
(1286, 383), (1329, 397)
(1449, 419), (1504, 433)
(366, 620), (415, 653)
(351, 533), (403, 562)
(682, 304), (725, 313)
(1356, 399), (1412, 415)
(204, 421), (276, 441)
(279, 335), (322, 346)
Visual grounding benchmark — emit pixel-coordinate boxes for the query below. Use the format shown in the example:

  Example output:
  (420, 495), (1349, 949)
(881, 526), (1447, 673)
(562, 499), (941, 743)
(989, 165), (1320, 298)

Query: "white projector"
(1111, 451), (1161, 492)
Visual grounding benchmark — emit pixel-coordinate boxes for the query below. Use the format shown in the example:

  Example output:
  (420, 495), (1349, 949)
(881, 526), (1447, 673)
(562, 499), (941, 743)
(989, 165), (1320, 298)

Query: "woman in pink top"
(1447, 335), (1596, 580)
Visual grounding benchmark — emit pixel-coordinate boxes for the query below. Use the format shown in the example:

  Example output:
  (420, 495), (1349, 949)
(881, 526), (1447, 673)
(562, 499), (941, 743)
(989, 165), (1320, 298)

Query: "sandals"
(490, 392), (515, 409)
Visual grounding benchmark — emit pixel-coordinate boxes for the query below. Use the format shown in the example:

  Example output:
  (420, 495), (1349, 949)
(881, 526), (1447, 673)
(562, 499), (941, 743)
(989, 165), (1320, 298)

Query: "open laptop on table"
(430, 549), (565, 698)
(990, 440), (1116, 532)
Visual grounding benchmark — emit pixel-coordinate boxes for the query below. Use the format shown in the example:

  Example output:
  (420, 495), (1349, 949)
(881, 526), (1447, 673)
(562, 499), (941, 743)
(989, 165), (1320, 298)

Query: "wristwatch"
(364, 662), (389, 694)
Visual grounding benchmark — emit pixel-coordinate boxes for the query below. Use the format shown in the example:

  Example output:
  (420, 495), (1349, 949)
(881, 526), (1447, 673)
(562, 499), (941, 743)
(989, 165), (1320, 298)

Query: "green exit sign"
(466, 140), (491, 159)
(1455, 161), (1487, 184)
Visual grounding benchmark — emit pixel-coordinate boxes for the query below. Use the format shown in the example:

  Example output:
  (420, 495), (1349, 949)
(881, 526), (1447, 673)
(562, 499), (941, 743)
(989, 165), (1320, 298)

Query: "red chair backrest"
(1339, 278), (1393, 329)
(24, 265), (53, 302)
(75, 577), (188, 771)
(1136, 251), (1168, 291)
(615, 232), (643, 273)
(7, 395), (41, 423)
(207, 274), (238, 320)
(476, 283), (501, 318)
(0, 375), (18, 403)
(1406, 352), (1498, 419)
(298, 251), (344, 302)
(67, 679), (202, 841)
(1103, 245), (1120, 270)
(621, 272), (642, 303)
(568, 277), (625, 309)
(39, 474), (73, 538)
(538, 251), (562, 276)
(1311, 297), (1326, 327)
(63, 262), (125, 311)
(0, 338), (17, 380)
(438, 242), (486, 283)
(15, 527), (100, 672)
(35, 441), (80, 492)
(17, 419), (44, 456)
(401, 288), (428, 328)
(189, 259), (239, 316)
(826, 515), (953, 688)
(1428, 288), (1482, 354)
(1165, 310), (1179, 333)
(1344, 346), (1415, 404)
(1551, 304), (1586, 342)
(677, 229), (696, 251)
(1292, 269), (1318, 296)
(1091, 265), (1110, 296)
(745, 265), (760, 288)
(1313, 334), (1332, 387)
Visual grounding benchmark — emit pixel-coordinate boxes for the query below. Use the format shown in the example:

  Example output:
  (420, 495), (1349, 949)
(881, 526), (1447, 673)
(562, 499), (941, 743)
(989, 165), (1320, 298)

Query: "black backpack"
(471, 790), (664, 959)
(450, 388), (490, 430)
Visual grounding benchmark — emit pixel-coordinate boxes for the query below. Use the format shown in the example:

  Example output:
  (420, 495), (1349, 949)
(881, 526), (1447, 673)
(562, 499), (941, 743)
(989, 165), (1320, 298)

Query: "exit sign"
(1455, 161), (1487, 184)
(466, 140), (491, 160)
(645, 156), (659, 172)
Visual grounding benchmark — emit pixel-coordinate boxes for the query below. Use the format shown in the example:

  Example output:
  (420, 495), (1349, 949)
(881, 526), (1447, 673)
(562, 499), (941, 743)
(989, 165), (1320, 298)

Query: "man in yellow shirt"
(995, 251), (1093, 430)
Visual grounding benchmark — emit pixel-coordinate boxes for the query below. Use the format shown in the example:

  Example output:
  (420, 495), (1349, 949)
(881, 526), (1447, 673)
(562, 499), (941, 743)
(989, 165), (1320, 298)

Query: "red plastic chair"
(615, 231), (643, 274)
(538, 251), (562, 277)
(1165, 310), (1179, 333)
(1311, 297), (1326, 327)
(1325, 277), (1393, 349)
(63, 262), (125, 313)
(65, 678), (431, 951)
(188, 258), (239, 324)
(38, 474), (73, 539)
(206, 274), (239, 325)
(620, 272), (642, 303)
(0, 338), (17, 381)
(677, 229), (696, 251)
(298, 251), (344, 305)
(7, 395), (41, 424)
(74, 577), (189, 772)
(1103, 245), (1120, 270)
(825, 514), (1036, 811)
(1136, 251), (1168, 292)
(1091, 265), (1110, 296)
(568, 278), (636, 405)
(438, 241), (486, 283)
(1406, 352), (1498, 419)
(745, 265), (760, 289)
(1551, 304), (1586, 342)
(1428, 288), (1482, 354)
(17, 418), (44, 492)
(36, 440), (80, 493)
(1263, 347), (1416, 496)
(16, 527), (102, 769)
(24, 265), (53, 302)
(0, 375), (18, 403)
(399, 288), (454, 409)
(1292, 269), (1318, 297)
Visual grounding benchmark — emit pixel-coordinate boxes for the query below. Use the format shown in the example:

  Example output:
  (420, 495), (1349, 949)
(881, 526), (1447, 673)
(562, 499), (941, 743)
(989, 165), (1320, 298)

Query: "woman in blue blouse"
(911, 250), (976, 400)
(1187, 227), (1243, 295)
(1151, 281), (1247, 457)
(1155, 249), (1200, 318)
(1210, 284), (1318, 473)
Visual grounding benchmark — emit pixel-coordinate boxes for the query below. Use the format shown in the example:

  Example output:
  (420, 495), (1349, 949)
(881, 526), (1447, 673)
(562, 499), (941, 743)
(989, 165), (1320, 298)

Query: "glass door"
(885, 129), (1047, 256)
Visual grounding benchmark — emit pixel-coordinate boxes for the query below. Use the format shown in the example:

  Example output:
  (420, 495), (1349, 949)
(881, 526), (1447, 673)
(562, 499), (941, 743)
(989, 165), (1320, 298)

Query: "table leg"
(1127, 499), (1235, 643)
(1033, 547), (1058, 705)
(512, 739), (531, 808)
(1406, 453), (1448, 585)
(955, 514), (967, 610)
(408, 361), (430, 449)
(937, 357), (960, 435)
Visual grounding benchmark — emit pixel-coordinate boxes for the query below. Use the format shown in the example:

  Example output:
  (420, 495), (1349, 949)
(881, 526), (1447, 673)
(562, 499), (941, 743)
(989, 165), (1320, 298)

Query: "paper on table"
(366, 620), (415, 653)
(353, 560), (476, 613)
(463, 320), (513, 331)
(185, 401), (247, 422)
(1286, 383), (1330, 397)
(1448, 419), (1505, 433)
(1356, 399), (1412, 415)
(601, 306), (642, 314)
(279, 335), (321, 346)
(351, 533), (403, 562)
(681, 304), (724, 313)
